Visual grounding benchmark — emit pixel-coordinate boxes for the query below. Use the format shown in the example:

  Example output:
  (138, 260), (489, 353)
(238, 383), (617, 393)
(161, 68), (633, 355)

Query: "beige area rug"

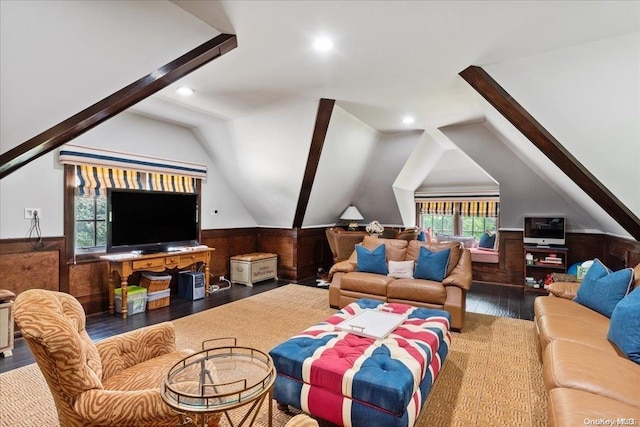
(0, 284), (547, 426)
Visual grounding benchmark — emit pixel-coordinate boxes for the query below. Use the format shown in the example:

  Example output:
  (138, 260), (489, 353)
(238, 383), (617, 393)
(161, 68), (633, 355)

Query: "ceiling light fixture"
(176, 86), (194, 96)
(402, 116), (415, 124)
(313, 37), (334, 52)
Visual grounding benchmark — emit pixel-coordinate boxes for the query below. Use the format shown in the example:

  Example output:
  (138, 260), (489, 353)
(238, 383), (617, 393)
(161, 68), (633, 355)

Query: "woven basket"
(147, 289), (170, 310)
(139, 272), (171, 293)
(147, 296), (170, 310)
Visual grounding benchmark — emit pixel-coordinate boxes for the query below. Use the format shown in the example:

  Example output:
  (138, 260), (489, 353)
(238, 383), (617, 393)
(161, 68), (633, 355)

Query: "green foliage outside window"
(462, 216), (497, 239)
(421, 213), (497, 239)
(422, 215), (455, 236)
(75, 196), (107, 250)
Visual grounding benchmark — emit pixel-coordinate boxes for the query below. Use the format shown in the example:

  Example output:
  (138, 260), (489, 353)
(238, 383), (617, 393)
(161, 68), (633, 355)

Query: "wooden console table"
(101, 247), (215, 318)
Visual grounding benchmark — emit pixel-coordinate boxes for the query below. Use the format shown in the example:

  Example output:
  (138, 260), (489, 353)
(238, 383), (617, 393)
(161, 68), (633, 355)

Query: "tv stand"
(523, 245), (568, 294)
(102, 247), (215, 318)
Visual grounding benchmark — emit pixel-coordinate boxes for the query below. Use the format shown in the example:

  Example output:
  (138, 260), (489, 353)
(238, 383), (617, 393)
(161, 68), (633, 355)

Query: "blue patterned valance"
(58, 144), (207, 179)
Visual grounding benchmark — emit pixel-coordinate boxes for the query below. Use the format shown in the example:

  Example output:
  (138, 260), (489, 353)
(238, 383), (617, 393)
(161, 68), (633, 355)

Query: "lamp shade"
(340, 205), (363, 221)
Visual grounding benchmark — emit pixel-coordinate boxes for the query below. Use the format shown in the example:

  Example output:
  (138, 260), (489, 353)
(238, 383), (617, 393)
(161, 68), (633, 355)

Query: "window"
(461, 216), (497, 240)
(75, 195), (107, 252)
(60, 144), (207, 261)
(417, 199), (499, 239)
(421, 214), (455, 236)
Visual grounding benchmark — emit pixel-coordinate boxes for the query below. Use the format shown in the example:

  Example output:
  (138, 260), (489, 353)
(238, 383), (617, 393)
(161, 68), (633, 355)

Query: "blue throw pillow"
(417, 230), (426, 241)
(355, 244), (388, 275)
(574, 259), (633, 317)
(478, 232), (496, 250)
(608, 287), (640, 364)
(414, 246), (450, 282)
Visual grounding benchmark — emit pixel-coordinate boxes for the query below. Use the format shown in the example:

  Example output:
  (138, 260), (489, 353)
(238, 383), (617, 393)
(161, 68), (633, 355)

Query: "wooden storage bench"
(230, 252), (278, 286)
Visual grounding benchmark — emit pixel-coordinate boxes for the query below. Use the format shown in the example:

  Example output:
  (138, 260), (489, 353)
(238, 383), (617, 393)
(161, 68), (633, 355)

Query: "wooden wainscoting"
(472, 231), (639, 287)
(2, 229), (634, 316)
(201, 227), (332, 282)
(201, 228), (261, 280)
(472, 231), (524, 286)
(0, 237), (66, 295)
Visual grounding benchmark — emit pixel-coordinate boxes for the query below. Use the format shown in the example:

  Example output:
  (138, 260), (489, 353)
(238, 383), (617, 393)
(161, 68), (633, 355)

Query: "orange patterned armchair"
(13, 289), (194, 427)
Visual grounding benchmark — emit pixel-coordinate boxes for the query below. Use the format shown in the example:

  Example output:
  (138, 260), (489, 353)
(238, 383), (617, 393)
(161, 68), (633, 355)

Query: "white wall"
(442, 122), (607, 232)
(0, 112), (255, 238)
(303, 106), (379, 227)
(353, 131), (422, 227)
(197, 101), (318, 228)
(484, 32), (640, 218)
(0, 0), (216, 152)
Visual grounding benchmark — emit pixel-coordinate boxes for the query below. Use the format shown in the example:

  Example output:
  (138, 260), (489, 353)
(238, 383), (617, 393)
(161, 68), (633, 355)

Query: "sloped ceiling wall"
(0, 0), (217, 153)
(483, 32), (639, 217)
(197, 101), (319, 228)
(303, 106), (378, 227)
(468, 32), (639, 238)
(441, 122), (603, 232)
(351, 131), (422, 227)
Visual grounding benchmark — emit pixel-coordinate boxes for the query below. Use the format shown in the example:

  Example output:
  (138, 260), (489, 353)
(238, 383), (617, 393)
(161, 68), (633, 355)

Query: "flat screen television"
(107, 189), (199, 254)
(523, 216), (565, 246)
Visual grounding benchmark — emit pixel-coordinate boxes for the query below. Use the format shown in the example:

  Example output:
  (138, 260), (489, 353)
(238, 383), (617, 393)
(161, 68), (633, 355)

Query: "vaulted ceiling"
(1, 1), (638, 239)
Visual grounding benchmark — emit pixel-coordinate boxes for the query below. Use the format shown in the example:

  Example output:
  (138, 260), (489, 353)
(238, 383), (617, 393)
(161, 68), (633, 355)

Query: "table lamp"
(340, 205), (363, 230)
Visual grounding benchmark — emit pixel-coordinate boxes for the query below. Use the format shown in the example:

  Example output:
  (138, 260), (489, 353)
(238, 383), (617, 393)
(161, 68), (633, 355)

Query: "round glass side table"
(162, 338), (276, 427)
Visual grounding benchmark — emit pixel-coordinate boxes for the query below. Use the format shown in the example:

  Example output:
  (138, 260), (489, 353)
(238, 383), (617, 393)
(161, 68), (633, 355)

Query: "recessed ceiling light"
(313, 37), (334, 52)
(402, 116), (415, 124)
(176, 86), (194, 96)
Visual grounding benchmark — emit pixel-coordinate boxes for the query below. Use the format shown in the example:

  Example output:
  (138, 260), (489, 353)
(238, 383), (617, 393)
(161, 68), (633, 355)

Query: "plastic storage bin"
(147, 288), (170, 310)
(114, 286), (147, 315)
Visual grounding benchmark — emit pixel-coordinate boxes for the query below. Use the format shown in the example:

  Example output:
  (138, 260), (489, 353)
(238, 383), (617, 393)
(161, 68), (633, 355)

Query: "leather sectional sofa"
(328, 236), (472, 331)
(534, 263), (640, 426)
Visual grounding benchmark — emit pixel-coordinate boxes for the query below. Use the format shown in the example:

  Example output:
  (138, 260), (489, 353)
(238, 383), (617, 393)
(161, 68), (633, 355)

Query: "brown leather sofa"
(328, 236), (472, 331)
(325, 227), (368, 263)
(534, 263), (640, 427)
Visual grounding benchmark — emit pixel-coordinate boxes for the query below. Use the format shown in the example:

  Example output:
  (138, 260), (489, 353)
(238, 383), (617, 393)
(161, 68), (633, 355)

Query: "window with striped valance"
(417, 199), (500, 217)
(60, 144), (205, 196)
(74, 165), (197, 196)
(459, 200), (499, 217)
(418, 201), (456, 216)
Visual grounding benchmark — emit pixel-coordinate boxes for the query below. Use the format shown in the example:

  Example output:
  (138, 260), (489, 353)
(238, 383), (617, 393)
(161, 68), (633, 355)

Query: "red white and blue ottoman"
(269, 299), (451, 427)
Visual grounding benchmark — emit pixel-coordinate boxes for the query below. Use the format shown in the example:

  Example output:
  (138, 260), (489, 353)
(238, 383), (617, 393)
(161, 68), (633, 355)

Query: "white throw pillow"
(388, 260), (415, 279)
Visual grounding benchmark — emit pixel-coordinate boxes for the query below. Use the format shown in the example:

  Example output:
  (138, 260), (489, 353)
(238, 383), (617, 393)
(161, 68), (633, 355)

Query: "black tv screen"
(523, 216), (565, 246)
(107, 189), (199, 254)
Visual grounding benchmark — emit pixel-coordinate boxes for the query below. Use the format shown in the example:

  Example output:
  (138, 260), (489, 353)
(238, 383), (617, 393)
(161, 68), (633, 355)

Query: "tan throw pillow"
(359, 236), (408, 262)
(388, 260), (415, 279)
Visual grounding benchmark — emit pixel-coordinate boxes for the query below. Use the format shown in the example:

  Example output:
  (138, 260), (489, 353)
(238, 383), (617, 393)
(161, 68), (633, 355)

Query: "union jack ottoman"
(269, 299), (451, 427)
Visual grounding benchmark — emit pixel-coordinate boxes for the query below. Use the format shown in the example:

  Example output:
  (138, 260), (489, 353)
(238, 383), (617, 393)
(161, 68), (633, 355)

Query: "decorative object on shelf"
(525, 253), (534, 265)
(365, 220), (384, 236)
(340, 205), (364, 230)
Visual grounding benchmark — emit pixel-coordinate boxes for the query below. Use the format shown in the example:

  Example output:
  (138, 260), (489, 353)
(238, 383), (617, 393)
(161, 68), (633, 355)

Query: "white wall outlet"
(24, 208), (42, 219)
(211, 209), (219, 216)
(219, 276), (225, 281)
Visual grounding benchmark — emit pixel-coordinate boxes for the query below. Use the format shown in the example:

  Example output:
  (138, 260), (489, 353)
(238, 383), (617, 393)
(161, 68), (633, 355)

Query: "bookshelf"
(523, 245), (568, 294)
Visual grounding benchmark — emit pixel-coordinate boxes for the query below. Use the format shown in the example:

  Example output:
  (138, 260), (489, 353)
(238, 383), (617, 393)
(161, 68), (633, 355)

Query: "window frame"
(63, 165), (202, 263)
(416, 198), (499, 241)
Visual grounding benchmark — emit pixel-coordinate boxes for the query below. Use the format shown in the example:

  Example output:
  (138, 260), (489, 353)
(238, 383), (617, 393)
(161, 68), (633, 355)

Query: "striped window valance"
(76, 165), (142, 197)
(147, 172), (196, 193)
(59, 144), (207, 179)
(418, 201), (456, 215)
(460, 201), (500, 217)
(75, 165), (196, 196)
(417, 198), (500, 217)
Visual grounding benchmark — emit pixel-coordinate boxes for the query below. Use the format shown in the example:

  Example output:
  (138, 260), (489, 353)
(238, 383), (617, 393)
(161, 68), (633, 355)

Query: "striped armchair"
(13, 289), (194, 427)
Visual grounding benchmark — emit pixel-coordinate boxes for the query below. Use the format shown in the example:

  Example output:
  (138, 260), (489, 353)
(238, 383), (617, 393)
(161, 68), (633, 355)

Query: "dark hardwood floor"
(0, 280), (538, 374)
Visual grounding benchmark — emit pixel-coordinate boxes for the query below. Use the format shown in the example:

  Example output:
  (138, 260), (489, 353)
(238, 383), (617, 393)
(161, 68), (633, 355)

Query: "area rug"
(0, 284), (547, 426)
